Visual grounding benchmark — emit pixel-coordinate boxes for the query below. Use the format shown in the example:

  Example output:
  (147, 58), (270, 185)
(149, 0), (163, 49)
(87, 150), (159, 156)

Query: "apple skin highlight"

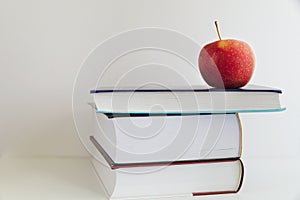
(198, 39), (255, 89)
(198, 21), (255, 89)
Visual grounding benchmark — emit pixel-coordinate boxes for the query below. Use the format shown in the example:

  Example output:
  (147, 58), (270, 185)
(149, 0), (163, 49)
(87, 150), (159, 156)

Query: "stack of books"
(89, 85), (283, 199)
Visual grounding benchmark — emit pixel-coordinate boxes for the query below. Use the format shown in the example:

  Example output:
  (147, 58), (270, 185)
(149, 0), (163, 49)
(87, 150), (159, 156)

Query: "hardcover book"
(90, 112), (242, 164)
(91, 152), (244, 199)
(90, 85), (284, 114)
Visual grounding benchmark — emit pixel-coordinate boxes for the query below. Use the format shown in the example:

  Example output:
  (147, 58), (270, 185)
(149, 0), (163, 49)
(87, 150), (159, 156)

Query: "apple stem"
(214, 21), (222, 40)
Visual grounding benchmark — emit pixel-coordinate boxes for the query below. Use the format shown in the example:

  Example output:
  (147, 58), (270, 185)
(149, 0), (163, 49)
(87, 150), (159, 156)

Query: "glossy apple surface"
(198, 39), (255, 89)
(199, 40), (255, 89)
(198, 21), (255, 89)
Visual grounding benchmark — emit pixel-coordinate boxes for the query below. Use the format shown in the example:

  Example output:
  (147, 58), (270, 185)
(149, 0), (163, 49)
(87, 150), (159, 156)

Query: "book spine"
(192, 158), (244, 196)
(237, 113), (243, 157)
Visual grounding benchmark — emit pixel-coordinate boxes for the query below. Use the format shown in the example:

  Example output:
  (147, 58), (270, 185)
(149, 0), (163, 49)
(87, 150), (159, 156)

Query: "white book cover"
(89, 112), (242, 164)
(90, 85), (284, 114)
(91, 155), (244, 199)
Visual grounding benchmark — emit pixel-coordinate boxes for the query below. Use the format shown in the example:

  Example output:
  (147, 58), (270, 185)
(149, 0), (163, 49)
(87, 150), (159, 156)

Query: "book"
(90, 85), (284, 114)
(89, 113), (242, 164)
(91, 152), (244, 199)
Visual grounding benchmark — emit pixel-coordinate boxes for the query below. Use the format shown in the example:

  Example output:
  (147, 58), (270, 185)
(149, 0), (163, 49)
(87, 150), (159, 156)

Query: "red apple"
(198, 21), (255, 89)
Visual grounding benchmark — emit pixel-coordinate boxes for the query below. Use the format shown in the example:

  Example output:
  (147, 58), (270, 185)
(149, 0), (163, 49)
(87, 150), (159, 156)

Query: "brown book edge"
(192, 158), (244, 196)
(90, 136), (241, 170)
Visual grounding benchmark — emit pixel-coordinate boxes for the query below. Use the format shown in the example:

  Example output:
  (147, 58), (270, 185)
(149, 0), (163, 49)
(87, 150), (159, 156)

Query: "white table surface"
(0, 157), (299, 200)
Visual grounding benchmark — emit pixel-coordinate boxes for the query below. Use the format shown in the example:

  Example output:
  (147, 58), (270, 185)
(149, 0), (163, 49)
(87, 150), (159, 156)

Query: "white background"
(0, 0), (299, 163)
